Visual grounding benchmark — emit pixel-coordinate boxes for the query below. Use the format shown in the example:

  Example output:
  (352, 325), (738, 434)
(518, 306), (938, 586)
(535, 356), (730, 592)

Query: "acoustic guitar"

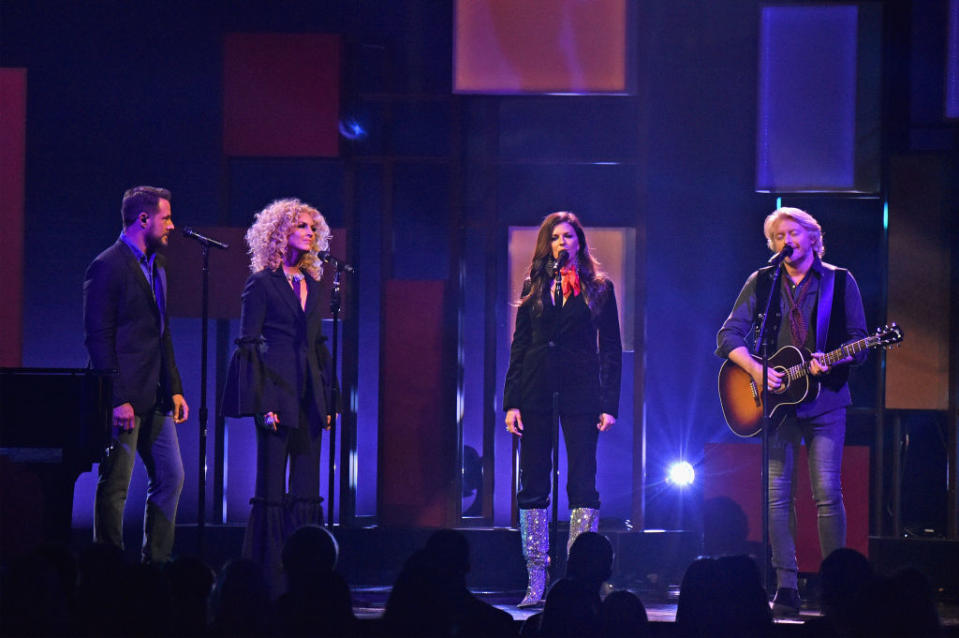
(718, 324), (903, 437)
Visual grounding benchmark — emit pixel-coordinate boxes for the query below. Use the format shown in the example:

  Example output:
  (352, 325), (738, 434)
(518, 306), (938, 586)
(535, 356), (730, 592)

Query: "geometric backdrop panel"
(224, 33), (340, 157)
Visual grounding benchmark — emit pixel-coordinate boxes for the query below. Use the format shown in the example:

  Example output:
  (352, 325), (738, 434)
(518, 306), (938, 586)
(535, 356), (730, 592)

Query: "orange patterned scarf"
(560, 266), (581, 297)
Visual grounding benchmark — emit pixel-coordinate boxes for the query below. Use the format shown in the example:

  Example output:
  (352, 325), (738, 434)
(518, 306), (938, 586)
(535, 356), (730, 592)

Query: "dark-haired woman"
(504, 211), (622, 608)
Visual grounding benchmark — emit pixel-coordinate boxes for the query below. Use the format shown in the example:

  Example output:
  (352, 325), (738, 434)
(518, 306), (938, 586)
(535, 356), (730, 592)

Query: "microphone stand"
(756, 262), (784, 593)
(198, 244), (209, 558)
(180, 229), (229, 559)
(550, 262), (563, 578)
(326, 261), (350, 529)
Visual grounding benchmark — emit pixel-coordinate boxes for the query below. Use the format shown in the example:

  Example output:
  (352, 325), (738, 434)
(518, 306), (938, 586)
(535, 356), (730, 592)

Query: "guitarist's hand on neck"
(809, 353), (830, 376)
(809, 351), (854, 375)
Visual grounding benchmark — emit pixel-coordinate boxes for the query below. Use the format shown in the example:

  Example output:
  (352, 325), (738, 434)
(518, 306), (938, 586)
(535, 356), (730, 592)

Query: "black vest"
(753, 264), (849, 391)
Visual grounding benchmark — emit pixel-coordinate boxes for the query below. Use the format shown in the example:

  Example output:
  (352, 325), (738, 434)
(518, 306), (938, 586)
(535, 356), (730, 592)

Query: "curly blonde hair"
(245, 198), (331, 280)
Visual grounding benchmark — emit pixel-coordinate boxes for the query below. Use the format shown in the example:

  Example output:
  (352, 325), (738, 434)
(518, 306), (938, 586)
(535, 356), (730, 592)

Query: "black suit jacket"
(83, 239), (183, 414)
(504, 279), (622, 417)
(221, 269), (332, 431)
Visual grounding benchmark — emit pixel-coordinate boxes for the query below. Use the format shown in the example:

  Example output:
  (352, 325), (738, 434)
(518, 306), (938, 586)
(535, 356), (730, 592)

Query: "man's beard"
(145, 233), (168, 254)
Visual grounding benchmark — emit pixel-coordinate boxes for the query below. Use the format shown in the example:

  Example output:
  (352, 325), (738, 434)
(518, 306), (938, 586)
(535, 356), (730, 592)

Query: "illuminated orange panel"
(454, 0), (627, 94)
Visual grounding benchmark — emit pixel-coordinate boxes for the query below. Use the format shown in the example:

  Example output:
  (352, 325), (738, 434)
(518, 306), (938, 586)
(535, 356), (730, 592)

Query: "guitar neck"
(822, 335), (875, 366)
(785, 335), (876, 382)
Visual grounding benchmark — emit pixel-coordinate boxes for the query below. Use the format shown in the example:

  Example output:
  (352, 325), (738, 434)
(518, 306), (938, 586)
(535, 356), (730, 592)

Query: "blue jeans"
(94, 410), (184, 564)
(769, 407), (846, 590)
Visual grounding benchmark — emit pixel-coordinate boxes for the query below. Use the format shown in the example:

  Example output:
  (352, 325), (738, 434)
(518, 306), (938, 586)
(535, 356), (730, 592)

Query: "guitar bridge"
(749, 379), (761, 407)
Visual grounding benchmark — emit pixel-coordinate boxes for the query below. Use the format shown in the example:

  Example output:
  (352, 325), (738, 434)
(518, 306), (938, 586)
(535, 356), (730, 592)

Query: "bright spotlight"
(667, 461), (695, 487)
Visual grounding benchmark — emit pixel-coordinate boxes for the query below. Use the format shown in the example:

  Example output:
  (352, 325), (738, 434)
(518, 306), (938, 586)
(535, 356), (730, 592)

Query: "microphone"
(182, 228), (229, 250)
(551, 250), (569, 304)
(767, 244), (793, 265)
(316, 251), (355, 273)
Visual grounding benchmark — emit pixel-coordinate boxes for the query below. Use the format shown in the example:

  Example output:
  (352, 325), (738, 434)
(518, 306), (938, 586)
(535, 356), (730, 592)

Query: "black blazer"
(83, 239), (183, 414)
(221, 269), (332, 430)
(504, 279), (622, 417)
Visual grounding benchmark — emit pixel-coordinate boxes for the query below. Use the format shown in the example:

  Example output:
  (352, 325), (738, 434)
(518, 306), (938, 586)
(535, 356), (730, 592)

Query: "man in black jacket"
(83, 185), (189, 564)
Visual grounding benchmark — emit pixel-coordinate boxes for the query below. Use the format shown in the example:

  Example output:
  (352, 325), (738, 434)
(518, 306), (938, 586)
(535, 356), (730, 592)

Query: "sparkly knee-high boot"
(566, 507), (600, 556)
(518, 508), (549, 608)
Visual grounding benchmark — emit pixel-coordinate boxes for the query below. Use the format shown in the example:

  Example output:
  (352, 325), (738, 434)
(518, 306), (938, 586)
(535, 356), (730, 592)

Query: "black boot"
(772, 587), (801, 617)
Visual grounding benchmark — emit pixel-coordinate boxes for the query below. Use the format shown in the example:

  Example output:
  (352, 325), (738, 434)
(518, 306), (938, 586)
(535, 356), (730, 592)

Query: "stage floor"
(351, 588), (689, 623)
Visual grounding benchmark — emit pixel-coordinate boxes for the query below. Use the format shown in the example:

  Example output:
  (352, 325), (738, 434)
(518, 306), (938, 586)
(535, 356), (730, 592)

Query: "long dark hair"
(521, 211), (610, 316)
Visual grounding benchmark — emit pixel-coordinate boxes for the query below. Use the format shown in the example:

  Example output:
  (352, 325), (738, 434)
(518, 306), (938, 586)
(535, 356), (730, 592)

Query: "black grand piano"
(0, 368), (112, 559)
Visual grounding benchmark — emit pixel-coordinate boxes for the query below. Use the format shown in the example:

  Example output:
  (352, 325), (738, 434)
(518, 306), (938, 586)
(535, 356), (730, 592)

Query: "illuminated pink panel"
(454, 0), (627, 94)
(703, 443), (869, 572)
(0, 68), (25, 366)
(223, 34), (340, 157)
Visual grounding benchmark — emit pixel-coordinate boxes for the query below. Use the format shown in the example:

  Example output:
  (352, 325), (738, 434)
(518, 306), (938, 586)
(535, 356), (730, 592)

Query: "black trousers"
(243, 400), (324, 595)
(253, 412), (324, 505)
(517, 410), (600, 510)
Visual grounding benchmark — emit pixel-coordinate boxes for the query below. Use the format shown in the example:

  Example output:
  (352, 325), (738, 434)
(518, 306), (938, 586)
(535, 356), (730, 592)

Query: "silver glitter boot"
(518, 508), (549, 608)
(567, 507), (600, 556)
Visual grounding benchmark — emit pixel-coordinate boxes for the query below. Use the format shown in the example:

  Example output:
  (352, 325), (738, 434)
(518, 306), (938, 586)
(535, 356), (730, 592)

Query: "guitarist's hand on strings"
(730, 347), (784, 393)
(751, 363), (785, 393)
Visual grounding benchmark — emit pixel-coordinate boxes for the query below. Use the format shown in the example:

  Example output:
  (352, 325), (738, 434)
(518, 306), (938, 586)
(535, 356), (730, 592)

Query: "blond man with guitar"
(716, 208), (869, 617)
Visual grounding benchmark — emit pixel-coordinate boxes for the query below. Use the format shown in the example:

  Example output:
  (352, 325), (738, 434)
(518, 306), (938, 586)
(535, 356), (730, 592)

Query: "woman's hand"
(506, 409), (524, 437)
(255, 411), (279, 432)
(325, 413), (337, 430)
(172, 394), (190, 424)
(597, 413), (616, 432)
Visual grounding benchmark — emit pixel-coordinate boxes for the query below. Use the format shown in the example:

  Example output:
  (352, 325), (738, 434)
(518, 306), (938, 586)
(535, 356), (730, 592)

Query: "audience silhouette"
(208, 558), (272, 637)
(383, 529), (516, 637)
(801, 547), (873, 637)
(859, 566), (942, 638)
(272, 524), (356, 637)
(675, 555), (772, 637)
(164, 555), (216, 637)
(1, 527), (954, 637)
(522, 531), (615, 637)
(600, 589), (649, 637)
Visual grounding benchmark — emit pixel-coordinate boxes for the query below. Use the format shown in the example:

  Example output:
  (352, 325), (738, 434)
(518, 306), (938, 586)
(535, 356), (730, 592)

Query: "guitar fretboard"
(784, 335), (878, 381)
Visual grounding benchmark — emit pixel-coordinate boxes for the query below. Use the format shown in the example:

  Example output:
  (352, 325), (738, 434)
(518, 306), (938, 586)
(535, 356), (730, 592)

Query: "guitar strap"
(754, 261), (847, 352)
(816, 265), (836, 352)
(752, 265), (783, 354)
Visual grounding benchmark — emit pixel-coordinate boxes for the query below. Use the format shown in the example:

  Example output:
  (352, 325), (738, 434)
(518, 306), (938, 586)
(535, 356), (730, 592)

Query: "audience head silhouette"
(567, 531), (614, 590)
(282, 523), (339, 586)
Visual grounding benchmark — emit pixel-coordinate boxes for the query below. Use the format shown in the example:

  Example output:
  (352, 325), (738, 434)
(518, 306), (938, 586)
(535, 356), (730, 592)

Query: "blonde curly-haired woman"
(222, 197), (335, 594)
